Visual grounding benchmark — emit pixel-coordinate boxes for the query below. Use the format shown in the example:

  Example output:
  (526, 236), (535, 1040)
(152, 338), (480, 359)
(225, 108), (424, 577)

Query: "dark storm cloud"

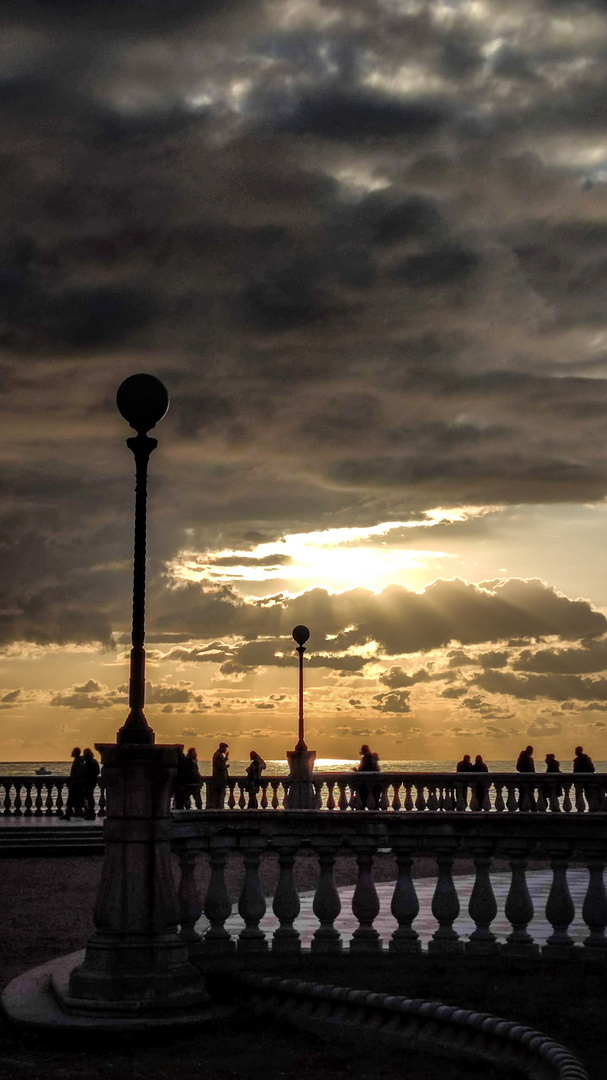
(2, 0), (607, 657)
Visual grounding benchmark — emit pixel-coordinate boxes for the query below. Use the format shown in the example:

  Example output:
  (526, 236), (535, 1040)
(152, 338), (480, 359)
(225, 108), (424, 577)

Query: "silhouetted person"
(543, 753), (562, 805)
(184, 747), (203, 809)
(456, 754), (473, 772)
(472, 753), (489, 810)
(573, 746), (594, 773)
(371, 750), (383, 809)
(516, 745), (535, 773)
(64, 747), (86, 820)
(207, 742), (229, 808)
(455, 754), (474, 808)
(516, 744), (536, 810)
(82, 747), (100, 819)
(245, 750), (266, 806)
(172, 748), (189, 809)
(354, 744), (376, 809)
(573, 745), (595, 808)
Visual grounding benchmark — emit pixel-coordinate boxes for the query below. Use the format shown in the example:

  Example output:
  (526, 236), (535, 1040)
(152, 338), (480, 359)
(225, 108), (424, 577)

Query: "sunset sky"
(3, 1), (607, 763)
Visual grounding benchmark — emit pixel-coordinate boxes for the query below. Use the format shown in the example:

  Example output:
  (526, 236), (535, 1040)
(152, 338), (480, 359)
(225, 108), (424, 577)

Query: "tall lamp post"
(115, 373), (169, 744)
(286, 624), (317, 808)
(65, 374), (207, 1019)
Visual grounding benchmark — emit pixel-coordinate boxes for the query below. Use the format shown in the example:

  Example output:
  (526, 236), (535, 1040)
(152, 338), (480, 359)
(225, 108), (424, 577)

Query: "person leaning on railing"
(516, 744), (537, 811)
(573, 745), (595, 807)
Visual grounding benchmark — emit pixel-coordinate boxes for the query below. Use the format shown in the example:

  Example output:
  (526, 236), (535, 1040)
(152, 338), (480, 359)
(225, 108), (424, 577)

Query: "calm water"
(2, 759), (606, 776)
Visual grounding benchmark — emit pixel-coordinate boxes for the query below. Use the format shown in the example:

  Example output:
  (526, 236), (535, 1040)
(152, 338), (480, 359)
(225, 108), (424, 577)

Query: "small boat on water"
(34, 767), (52, 775)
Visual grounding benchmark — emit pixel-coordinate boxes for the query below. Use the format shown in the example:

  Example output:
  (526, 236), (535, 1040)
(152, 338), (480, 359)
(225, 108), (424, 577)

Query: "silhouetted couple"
(456, 754), (488, 810)
(62, 747), (99, 820)
(354, 744), (383, 810)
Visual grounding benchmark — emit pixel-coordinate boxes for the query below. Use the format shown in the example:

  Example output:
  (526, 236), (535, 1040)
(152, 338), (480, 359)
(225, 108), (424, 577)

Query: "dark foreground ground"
(0, 854), (599, 1079)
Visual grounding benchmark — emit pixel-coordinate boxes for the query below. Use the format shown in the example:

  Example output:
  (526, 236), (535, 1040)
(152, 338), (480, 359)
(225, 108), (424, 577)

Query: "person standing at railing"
(184, 747), (203, 810)
(543, 753), (562, 806)
(207, 742), (229, 809)
(455, 754), (473, 809)
(472, 753), (489, 811)
(516, 744), (536, 811)
(245, 750), (266, 806)
(573, 745), (595, 808)
(61, 747), (86, 821)
(354, 744), (377, 809)
(82, 747), (100, 820)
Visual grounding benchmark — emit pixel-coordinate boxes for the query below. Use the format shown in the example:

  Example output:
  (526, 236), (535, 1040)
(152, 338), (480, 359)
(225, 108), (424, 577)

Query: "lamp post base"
(285, 746), (318, 809)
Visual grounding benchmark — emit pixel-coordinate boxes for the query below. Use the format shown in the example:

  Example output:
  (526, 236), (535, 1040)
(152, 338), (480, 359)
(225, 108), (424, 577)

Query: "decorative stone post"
(285, 625), (317, 809)
(64, 375), (207, 1016)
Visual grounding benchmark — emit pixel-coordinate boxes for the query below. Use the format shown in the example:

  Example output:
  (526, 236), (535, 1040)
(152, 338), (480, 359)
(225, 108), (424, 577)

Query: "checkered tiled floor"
(197, 869), (601, 947)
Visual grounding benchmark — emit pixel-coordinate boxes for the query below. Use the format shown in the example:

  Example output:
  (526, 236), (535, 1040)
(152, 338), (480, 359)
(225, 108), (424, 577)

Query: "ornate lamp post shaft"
(116, 374), (169, 744)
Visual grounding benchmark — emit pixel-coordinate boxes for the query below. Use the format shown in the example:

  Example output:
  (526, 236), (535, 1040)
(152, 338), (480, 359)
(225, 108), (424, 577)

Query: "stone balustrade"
(192, 770), (607, 814)
(0, 775), (105, 817)
(171, 810), (607, 960)
(1, 770), (605, 817)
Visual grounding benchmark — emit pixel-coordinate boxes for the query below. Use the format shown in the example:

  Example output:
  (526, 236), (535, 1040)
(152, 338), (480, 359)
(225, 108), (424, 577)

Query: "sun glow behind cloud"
(168, 509), (492, 595)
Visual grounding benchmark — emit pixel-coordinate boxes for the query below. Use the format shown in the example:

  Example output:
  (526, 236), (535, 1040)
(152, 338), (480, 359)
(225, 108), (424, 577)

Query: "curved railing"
(0, 774), (105, 817)
(194, 771), (607, 813)
(171, 808), (607, 960)
(0, 770), (605, 816)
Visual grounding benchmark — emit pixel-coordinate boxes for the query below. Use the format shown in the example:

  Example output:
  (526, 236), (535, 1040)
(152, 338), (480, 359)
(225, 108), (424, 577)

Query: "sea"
(2, 759), (606, 776)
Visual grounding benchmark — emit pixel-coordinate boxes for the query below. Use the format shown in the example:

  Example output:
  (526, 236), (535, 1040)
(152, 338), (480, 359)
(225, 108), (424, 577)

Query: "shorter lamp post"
(285, 625), (317, 808)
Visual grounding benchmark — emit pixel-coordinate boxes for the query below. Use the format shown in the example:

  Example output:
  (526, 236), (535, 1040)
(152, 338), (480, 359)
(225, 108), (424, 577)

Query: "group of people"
(60, 746), (100, 820)
(173, 744), (267, 810)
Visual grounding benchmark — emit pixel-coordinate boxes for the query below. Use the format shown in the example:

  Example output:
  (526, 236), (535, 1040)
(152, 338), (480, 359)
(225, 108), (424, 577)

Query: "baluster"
(428, 846), (462, 952)
(469, 788), (480, 812)
(44, 781), (53, 816)
(562, 782), (572, 813)
(2, 782), (11, 815)
(272, 845), (301, 954)
(326, 780), (336, 811)
(238, 783), (247, 810)
(518, 780), (535, 813)
(313, 780), (324, 809)
(466, 846), (498, 954)
(351, 783), (363, 810)
(202, 844), (236, 955)
(543, 848), (575, 954)
(34, 781), (43, 817)
(260, 780), (269, 809)
(505, 782), (517, 813)
(443, 785), (454, 811)
(13, 782), (22, 816)
(98, 781), (106, 817)
(178, 851), (203, 952)
(536, 787), (547, 812)
(587, 782), (601, 813)
(414, 783), (426, 812)
(494, 782), (505, 812)
(337, 781), (349, 811)
(404, 784), (414, 811)
(455, 781), (467, 812)
(55, 781), (65, 817)
(378, 779), (389, 811)
(227, 780), (236, 810)
(23, 782), (33, 816)
(426, 785), (438, 811)
(549, 786), (560, 813)
(574, 783), (586, 813)
(389, 848), (421, 952)
(392, 782), (402, 812)
(504, 848), (538, 952)
(311, 846), (342, 953)
(350, 846), (381, 952)
(582, 853), (607, 949)
(237, 843), (268, 952)
(270, 780), (280, 809)
(437, 785), (445, 811)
